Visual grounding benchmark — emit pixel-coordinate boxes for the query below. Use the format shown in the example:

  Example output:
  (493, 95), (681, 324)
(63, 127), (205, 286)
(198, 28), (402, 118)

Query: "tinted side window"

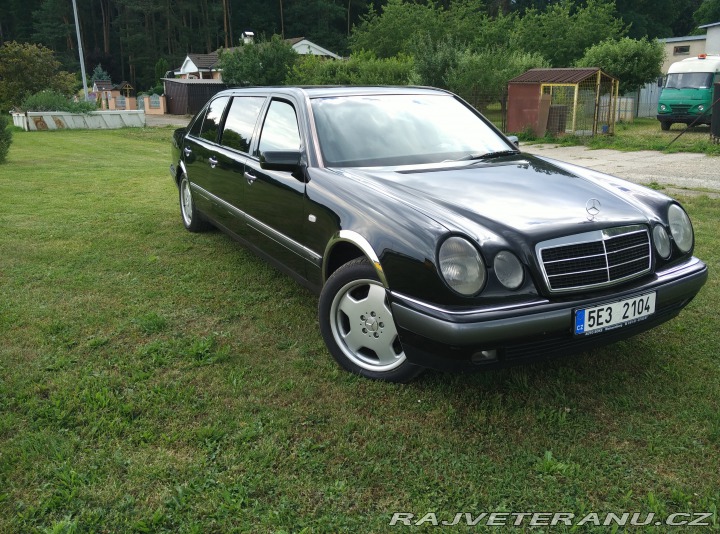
(189, 109), (206, 137)
(198, 96), (229, 143)
(221, 96), (265, 153)
(258, 100), (301, 154)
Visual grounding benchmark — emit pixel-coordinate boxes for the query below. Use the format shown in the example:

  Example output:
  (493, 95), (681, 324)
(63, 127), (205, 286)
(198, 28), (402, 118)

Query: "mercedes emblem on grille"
(585, 198), (601, 220)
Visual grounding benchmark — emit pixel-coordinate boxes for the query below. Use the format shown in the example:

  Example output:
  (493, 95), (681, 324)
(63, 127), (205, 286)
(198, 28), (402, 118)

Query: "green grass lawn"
(524, 117), (720, 156)
(0, 128), (719, 532)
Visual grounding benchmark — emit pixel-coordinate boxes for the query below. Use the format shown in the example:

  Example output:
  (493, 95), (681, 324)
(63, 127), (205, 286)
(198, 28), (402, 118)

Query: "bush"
(218, 35), (298, 86)
(20, 90), (97, 113)
(0, 115), (12, 164)
(446, 47), (548, 108)
(286, 52), (414, 86)
(409, 34), (460, 89)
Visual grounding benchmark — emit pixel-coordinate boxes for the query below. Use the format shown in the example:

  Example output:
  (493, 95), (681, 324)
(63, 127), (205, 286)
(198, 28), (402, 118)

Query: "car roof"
(218, 86), (450, 99)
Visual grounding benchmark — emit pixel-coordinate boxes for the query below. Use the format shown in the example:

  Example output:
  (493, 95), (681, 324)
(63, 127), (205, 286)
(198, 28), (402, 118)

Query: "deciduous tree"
(511, 0), (627, 67)
(349, 0), (441, 57)
(577, 37), (665, 94)
(0, 41), (76, 112)
(694, 0), (720, 26)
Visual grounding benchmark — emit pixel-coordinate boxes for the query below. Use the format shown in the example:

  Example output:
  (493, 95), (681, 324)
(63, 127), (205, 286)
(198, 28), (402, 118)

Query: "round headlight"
(438, 237), (486, 295)
(660, 104), (667, 111)
(652, 225), (671, 259)
(494, 251), (524, 290)
(668, 204), (693, 253)
(698, 105), (705, 112)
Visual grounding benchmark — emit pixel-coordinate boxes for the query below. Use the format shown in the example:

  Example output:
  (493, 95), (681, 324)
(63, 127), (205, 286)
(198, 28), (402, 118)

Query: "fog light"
(472, 349), (498, 364)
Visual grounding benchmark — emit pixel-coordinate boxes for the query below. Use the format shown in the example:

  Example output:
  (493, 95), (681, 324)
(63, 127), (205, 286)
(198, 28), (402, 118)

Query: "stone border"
(11, 110), (146, 131)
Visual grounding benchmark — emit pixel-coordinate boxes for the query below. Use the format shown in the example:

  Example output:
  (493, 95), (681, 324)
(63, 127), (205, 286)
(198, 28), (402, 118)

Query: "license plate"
(574, 292), (656, 336)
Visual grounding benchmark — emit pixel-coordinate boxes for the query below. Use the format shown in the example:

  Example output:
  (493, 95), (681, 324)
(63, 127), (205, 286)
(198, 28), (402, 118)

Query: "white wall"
(706, 25), (720, 55)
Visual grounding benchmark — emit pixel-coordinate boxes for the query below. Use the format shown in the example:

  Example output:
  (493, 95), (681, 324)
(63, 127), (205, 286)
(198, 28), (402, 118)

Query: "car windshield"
(311, 94), (511, 167)
(664, 72), (714, 89)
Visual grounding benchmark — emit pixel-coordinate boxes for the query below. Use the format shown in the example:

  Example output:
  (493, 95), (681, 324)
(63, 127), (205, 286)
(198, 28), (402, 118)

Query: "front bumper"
(657, 114), (710, 125)
(390, 257), (707, 371)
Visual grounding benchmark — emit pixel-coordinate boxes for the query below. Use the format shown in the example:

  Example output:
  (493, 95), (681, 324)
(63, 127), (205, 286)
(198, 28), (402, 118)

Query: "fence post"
(712, 82), (720, 143)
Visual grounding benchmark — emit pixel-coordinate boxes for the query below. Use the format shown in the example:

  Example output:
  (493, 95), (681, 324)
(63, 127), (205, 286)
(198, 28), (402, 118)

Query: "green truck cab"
(657, 54), (720, 131)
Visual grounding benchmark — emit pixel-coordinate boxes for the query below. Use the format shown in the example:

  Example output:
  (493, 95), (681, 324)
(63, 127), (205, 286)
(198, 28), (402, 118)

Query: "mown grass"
(0, 128), (719, 532)
(524, 117), (720, 155)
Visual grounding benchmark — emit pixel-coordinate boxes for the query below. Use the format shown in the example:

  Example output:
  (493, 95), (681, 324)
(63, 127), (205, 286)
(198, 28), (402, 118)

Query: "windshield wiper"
(456, 149), (519, 162)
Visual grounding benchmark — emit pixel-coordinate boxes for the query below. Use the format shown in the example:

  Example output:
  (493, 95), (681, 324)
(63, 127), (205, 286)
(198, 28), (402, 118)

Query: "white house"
(174, 53), (222, 80)
(286, 37), (341, 60)
(172, 37), (341, 80)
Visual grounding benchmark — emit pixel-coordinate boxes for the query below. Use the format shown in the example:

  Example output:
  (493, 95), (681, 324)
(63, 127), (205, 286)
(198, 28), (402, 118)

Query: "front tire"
(319, 258), (422, 382)
(660, 120), (671, 131)
(179, 174), (210, 232)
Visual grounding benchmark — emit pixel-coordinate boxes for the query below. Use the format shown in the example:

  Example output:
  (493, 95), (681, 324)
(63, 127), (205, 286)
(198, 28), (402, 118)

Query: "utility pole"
(72, 0), (90, 101)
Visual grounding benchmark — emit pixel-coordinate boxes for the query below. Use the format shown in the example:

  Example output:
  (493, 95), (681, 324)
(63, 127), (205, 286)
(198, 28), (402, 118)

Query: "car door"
(210, 95), (266, 237)
(182, 95), (230, 220)
(243, 97), (309, 277)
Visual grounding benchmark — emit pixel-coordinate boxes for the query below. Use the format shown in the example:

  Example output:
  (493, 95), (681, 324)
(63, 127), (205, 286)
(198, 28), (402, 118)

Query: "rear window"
(221, 96), (265, 153)
(257, 100), (301, 154)
(195, 96), (229, 143)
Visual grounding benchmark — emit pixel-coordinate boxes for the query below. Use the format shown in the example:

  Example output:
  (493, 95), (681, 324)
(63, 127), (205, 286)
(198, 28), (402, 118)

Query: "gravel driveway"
(523, 144), (719, 195)
(146, 114), (192, 128)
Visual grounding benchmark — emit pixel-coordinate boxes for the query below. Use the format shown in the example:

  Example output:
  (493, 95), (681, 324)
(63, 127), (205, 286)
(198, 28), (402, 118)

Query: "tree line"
(0, 0), (717, 92)
(216, 2), (663, 118)
(0, 0), (720, 110)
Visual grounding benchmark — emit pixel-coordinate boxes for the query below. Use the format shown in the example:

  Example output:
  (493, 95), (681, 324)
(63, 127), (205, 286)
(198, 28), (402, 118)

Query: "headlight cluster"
(652, 225), (671, 258)
(653, 204), (693, 258)
(438, 237), (485, 295)
(494, 251), (524, 290)
(668, 204), (693, 253)
(438, 237), (525, 295)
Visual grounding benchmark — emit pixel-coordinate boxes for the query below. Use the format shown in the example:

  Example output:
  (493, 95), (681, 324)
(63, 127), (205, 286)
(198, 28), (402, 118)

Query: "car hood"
(345, 154), (653, 242)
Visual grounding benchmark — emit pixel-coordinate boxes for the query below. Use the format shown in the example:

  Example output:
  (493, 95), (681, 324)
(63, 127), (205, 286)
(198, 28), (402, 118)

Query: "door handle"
(245, 171), (257, 184)
(208, 157), (218, 169)
(183, 146), (192, 157)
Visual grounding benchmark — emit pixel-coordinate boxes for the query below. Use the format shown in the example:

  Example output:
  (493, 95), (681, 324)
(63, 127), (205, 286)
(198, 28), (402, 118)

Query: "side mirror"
(507, 135), (519, 147)
(259, 150), (302, 172)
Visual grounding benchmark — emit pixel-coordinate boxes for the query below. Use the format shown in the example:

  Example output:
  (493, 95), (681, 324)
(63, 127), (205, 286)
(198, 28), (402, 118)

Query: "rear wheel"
(660, 120), (671, 131)
(179, 174), (210, 232)
(319, 258), (422, 382)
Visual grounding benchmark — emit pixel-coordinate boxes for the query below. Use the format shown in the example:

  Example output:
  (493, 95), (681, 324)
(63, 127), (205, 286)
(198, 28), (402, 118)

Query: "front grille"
(670, 105), (691, 114)
(538, 226), (652, 293)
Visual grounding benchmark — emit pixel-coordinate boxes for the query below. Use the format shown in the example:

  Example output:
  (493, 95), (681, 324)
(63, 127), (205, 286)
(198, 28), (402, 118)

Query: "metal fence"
(539, 77), (618, 135)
